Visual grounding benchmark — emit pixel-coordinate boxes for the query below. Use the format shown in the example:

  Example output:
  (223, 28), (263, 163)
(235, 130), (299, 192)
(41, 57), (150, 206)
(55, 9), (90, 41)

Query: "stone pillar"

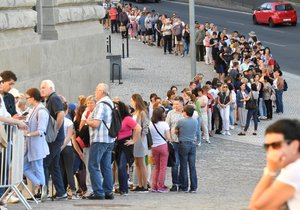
(40, 0), (105, 40)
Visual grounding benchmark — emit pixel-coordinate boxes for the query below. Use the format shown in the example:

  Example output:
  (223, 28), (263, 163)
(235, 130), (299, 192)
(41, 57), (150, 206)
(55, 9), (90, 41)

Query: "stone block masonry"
(0, 0), (110, 102)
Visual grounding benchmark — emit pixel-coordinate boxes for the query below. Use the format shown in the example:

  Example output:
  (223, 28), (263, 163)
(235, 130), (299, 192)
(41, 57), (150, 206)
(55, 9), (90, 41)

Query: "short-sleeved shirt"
(149, 121), (169, 147)
(46, 92), (65, 141)
(63, 117), (73, 146)
(166, 110), (184, 142)
(117, 116), (137, 140)
(276, 158), (300, 210)
(138, 16), (146, 31)
(109, 8), (118, 20)
(176, 117), (198, 142)
(89, 96), (115, 144)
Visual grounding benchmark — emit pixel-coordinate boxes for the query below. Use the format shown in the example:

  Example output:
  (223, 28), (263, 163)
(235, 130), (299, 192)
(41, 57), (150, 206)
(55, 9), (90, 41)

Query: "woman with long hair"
(217, 83), (232, 136)
(126, 94), (149, 192)
(115, 101), (141, 195)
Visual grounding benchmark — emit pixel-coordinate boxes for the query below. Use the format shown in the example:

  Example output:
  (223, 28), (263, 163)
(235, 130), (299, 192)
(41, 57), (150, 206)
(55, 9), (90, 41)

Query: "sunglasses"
(263, 139), (291, 151)
(223, 86), (228, 88)
(0, 80), (4, 84)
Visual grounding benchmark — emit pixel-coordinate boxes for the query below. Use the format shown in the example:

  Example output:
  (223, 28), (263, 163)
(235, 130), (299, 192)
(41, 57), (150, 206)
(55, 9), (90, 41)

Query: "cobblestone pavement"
(8, 31), (299, 210)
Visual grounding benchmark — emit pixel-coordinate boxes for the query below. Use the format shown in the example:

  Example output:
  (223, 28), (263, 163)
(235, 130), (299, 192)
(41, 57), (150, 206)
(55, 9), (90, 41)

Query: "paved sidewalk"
(8, 31), (299, 210)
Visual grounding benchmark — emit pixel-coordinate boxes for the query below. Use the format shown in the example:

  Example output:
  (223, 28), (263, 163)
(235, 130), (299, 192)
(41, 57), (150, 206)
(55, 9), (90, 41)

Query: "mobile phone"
(22, 112), (29, 116)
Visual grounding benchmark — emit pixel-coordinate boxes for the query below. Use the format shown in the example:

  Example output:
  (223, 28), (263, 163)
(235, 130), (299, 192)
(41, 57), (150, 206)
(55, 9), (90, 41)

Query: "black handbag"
(245, 92), (257, 110)
(153, 123), (176, 167)
(146, 128), (153, 149)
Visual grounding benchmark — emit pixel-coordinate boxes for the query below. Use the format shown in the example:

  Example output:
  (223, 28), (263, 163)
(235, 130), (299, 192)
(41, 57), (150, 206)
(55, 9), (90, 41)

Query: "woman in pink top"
(115, 101), (141, 195)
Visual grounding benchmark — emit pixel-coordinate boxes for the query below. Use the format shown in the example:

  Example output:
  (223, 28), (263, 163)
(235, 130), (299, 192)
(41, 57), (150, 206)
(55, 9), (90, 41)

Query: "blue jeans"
(229, 106), (235, 126)
(171, 142), (180, 185)
(244, 108), (258, 132)
(116, 150), (128, 193)
(196, 116), (202, 144)
(88, 142), (114, 196)
(275, 90), (283, 113)
(183, 40), (190, 56)
(179, 142), (197, 191)
(43, 133), (65, 196)
(24, 154), (45, 186)
(258, 98), (267, 117)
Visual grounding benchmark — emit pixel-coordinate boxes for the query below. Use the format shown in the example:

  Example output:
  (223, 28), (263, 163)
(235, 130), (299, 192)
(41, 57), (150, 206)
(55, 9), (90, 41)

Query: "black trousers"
(157, 32), (162, 47)
(196, 45), (205, 61)
(111, 20), (118, 33)
(164, 35), (172, 53)
(264, 99), (273, 119)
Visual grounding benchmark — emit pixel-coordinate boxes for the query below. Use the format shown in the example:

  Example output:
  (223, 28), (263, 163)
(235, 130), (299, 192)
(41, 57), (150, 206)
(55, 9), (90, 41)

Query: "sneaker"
(229, 125), (234, 130)
(189, 190), (197, 193)
(205, 139), (211, 144)
(221, 131), (226, 135)
(120, 191), (128, 196)
(238, 132), (246, 136)
(197, 142), (202, 147)
(85, 193), (104, 200)
(131, 186), (142, 192)
(150, 188), (158, 192)
(70, 194), (80, 200)
(138, 187), (149, 193)
(40, 185), (47, 202)
(56, 193), (68, 201)
(226, 131), (231, 136)
(169, 185), (178, 192)
(8, 195), (19, 204)
(105, 193), (114, 200)
(157, 186), (168, 193)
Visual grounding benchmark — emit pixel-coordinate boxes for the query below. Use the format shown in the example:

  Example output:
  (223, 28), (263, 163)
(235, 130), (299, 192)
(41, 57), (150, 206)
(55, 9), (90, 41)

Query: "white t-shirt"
(199, 95), (208, 115)
(149, 121), (169, 147)
(63, 117), (73, 146)
(276, 158), (300, 210)
(0, 95), (11, 119)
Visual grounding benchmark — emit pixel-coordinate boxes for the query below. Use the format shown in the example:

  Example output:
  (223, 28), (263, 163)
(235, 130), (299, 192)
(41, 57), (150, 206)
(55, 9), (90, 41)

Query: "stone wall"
(0, 0), (109, 102)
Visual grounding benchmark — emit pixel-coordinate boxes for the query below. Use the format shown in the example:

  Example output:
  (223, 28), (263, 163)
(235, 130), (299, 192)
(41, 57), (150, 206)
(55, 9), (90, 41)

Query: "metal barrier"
(0, 124), (37, 210)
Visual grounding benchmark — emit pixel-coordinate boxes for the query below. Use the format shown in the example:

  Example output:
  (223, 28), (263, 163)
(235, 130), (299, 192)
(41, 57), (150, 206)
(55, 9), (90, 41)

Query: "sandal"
(238, 132), (246, 136)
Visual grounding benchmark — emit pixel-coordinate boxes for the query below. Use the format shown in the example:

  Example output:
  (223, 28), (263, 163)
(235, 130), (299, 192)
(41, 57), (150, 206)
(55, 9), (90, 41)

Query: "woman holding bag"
(149, 107), (171, 193)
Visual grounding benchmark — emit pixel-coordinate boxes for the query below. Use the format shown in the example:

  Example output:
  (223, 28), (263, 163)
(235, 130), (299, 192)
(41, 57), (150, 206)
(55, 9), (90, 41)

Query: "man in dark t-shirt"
(0, 71), (18, 117)
(40, 80), (66, 201)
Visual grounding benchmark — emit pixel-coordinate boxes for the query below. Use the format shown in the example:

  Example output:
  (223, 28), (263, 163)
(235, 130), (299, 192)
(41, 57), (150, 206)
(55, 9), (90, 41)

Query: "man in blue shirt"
(176, 105), (198, 193)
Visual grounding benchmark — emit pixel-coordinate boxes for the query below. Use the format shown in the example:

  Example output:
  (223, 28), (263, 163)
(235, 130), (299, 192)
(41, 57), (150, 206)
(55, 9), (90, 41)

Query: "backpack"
(283, 79), (288, 91)
(100, 101), (122, 138)
(37, 107), (58, 143)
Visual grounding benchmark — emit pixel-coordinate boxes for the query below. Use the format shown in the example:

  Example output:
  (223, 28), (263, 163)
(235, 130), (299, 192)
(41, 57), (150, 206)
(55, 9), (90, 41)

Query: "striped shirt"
(89, 96), (115, 143)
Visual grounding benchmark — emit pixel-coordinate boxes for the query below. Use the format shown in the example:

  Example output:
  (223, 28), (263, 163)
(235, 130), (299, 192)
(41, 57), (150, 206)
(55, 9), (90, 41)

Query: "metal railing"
(0, 124), (37, 210)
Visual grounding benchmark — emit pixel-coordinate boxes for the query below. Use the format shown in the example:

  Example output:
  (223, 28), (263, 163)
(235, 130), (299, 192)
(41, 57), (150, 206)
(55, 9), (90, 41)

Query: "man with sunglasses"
(250, 119), (300, 210)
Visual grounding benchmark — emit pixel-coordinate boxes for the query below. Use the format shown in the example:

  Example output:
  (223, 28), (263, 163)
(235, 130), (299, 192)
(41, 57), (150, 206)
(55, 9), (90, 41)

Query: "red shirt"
(109, 8), (118, 20)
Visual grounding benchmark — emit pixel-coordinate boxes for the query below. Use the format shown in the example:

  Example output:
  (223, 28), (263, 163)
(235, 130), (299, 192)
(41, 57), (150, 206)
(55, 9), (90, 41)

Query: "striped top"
(89, 96), (115, 144)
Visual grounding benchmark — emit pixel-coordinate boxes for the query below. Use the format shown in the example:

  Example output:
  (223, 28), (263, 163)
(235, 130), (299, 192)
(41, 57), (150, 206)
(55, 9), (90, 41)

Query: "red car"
(253, 2), (297, 27)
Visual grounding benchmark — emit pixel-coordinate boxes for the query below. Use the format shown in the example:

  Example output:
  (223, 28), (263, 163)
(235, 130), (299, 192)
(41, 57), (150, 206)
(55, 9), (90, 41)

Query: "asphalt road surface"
(127, 0), (300, 76)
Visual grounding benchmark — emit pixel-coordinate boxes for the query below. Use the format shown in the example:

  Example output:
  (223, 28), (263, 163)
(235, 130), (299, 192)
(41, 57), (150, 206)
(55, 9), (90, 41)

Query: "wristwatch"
(27, 133), (31, 137)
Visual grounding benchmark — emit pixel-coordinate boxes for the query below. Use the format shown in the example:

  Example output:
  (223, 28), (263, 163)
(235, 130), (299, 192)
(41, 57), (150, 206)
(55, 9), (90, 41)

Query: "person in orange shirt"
(109, 5), (118, 33)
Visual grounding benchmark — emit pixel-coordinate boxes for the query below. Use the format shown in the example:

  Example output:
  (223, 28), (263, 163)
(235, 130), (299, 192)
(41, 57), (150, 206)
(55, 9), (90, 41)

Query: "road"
(127, 0), (300, 75)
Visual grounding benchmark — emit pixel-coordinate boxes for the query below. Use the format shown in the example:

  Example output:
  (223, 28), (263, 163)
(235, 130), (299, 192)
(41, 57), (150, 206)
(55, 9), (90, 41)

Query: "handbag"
(119, 25), (127, 32)
(245, 92), (257, 110)
(141, 116), (153, 149)
(153, 123), (176, 167)
(146, 128), (153, 149)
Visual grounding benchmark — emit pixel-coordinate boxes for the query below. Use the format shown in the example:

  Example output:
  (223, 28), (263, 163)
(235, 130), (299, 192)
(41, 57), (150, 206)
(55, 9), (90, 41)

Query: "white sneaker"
(8, 195), (19, 204)
(221, 131), (226, 135)
(41, 185), (48, 202)
(229, 125), (234, 130)
(226, 131), (231, 136)
(205, 139), (211, 144)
